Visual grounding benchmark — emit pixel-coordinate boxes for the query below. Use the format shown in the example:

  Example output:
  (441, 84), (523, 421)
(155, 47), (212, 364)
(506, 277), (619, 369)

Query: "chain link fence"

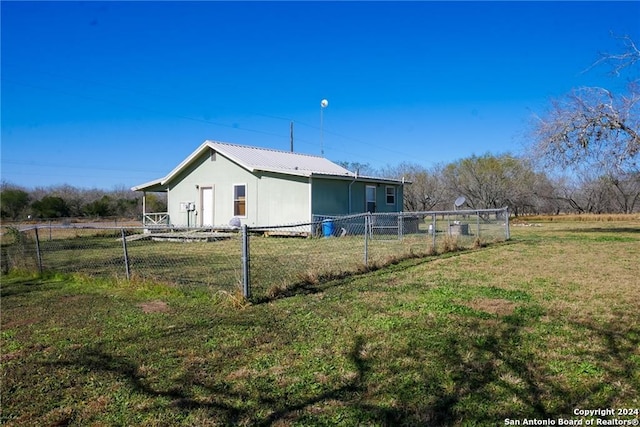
(247, 209), (509, 300)
(1, 208), (509, 301)
(1, 225), (243, 294)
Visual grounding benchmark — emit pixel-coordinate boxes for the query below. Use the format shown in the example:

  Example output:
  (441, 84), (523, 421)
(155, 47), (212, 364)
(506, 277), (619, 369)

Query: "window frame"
(233, 184), (247, 218)
(385, 186), (396, 206)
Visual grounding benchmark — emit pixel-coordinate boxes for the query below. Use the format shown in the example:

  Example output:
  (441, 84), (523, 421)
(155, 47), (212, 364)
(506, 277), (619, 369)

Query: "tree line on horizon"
(343, 154), (639, 216)
(2, 151), (638, 223)
(0, 183), (167, 222)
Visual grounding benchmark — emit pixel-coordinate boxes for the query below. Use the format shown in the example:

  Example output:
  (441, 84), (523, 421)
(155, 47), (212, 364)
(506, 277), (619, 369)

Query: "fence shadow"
(251, 253), (432, 305)
(251, 239), (520, 305)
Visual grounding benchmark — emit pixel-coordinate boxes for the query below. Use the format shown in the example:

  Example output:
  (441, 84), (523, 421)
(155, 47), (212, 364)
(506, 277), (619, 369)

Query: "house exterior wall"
(254, 172), (310, 226)
(167, 150), (259, 226)
(311, 178), (405, 216)
(311, 178), (351, 216)
(166, 149), (312, 227)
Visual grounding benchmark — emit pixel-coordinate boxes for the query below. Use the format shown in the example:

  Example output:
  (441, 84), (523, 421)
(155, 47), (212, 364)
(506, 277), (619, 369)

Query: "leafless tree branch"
(584, 34), (640, 76)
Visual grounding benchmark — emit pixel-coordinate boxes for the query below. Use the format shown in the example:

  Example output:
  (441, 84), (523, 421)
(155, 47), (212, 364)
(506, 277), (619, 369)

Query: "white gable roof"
(132, 140), (354, 191)
(132, 140), (407, 192)
(206, 140), (354, 178)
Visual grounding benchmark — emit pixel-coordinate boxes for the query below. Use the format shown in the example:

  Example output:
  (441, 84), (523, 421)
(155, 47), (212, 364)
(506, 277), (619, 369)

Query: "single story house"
(131, 140), (407, 228)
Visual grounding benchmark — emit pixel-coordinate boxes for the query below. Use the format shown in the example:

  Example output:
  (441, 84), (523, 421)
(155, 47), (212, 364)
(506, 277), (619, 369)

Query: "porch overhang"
(131, 179), (166, 193)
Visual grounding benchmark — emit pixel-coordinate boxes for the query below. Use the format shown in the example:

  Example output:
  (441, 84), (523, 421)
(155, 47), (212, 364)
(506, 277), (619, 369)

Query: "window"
(386, 186), (395, 205)
(234, 184), (246, 217)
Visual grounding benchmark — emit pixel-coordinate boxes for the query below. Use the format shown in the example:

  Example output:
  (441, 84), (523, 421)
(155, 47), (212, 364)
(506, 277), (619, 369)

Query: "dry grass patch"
(137, 299), (170, 314)
(521, 213), (640, 222)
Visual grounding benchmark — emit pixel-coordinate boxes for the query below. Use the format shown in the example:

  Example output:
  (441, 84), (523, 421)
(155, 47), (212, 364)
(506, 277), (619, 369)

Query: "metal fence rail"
(1, 208), (509, 301)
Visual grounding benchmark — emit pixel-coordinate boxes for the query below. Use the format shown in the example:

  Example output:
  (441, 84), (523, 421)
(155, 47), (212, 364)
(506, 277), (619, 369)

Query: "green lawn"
(1, 219), (639, 426)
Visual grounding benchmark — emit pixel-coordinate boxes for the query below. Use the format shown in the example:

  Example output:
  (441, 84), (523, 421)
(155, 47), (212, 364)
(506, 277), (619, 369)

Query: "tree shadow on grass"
(34, 295), (640, 426)
(422, 309), (640, 424)
(47, 333), (423, 426)
(0, 276), (65, 299)
(38, 318), (537, 425)
(569, 316), (640, 396)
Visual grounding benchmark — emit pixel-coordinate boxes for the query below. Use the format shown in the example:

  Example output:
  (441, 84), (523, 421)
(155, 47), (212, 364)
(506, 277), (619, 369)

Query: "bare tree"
(442, 153), (540, 215)
(530, 85), (639, 174)
(586, 34), (640, 77)
(602, 172), (640, 213)
(378, 162), (446, 211)
(529, 36), (640, 176)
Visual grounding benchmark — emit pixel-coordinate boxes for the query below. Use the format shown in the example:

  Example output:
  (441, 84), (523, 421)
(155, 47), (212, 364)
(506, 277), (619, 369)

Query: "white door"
(201, 187), (214, 226)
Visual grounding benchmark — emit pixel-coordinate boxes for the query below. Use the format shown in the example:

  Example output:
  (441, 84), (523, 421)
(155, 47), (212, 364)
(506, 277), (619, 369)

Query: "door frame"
(365, 185), (377, 213)
(200, 185), (214, 226)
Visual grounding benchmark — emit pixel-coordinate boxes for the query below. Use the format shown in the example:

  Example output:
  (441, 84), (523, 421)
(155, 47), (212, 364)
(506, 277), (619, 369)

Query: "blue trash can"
(322, 219), (334, 237)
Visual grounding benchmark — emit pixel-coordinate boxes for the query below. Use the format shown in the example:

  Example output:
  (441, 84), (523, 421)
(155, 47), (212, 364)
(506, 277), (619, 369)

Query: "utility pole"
(320, 99), (328, 156)
(290, 121), (294, 152)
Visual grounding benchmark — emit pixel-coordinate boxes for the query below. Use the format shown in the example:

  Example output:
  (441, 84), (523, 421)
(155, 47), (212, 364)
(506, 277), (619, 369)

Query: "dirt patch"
(137, 300), (170, 314)
(0, 350), (23, 363)
(3, 317), (39, 329)
(464, 298), (517, 316)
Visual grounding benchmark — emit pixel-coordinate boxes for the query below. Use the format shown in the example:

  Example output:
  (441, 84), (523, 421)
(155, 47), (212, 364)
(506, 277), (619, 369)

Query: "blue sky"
(2, 1), (639, 189)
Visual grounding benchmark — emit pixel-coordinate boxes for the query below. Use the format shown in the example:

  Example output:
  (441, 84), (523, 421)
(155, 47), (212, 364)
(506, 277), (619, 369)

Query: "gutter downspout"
(400, 176), (405, 212)
(348, 169), (359, 214)
(309, 176), (313, 223)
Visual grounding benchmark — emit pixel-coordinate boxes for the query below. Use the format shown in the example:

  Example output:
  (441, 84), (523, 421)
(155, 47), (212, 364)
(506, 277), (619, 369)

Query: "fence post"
(432, 213), (437, 249)
(505, 207), (510, 240)
(477, 211), (481, 239)
(34, 227), (43, 274)
(364, 214), (369, 268)
(241, 224), (251, 299)
(121, 228), (131, 280)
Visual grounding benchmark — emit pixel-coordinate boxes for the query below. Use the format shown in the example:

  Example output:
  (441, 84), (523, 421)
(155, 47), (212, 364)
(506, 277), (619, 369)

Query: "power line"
(2, 66), (431, 165)
(1, 78), (288, 140)
(1, 160), (165, 175)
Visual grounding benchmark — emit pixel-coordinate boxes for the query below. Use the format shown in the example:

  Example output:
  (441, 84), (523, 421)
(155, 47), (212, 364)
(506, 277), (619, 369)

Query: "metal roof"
(206, 140), (354, 178)
(132, 140), (349, 191)
(132, 140), (407, 192)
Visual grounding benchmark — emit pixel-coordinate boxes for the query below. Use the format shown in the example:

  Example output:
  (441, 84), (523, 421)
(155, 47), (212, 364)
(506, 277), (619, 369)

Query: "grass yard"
(1, 218), (639, 426)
